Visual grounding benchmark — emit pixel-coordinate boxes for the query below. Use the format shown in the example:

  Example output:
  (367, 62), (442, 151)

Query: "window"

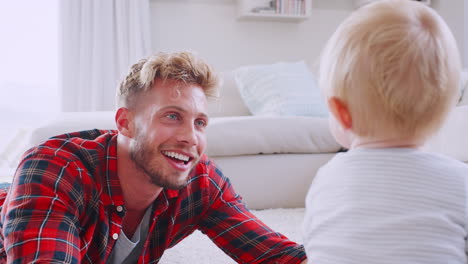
(0, 0), (59, 122)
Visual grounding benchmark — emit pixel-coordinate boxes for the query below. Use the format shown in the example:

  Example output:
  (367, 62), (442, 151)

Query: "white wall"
(150, 0), (466, 72)
(150, 0), (352, 72)
(431, 0), (466, 67)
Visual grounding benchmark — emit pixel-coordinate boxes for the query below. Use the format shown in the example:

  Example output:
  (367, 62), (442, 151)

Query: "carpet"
(159, 208), (305, 263)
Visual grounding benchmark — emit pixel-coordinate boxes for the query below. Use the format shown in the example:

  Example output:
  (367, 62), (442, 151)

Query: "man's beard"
(129, 136), (198, 190)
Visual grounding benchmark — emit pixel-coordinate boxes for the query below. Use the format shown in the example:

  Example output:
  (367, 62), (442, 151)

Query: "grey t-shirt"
(108, 205), (152, 264)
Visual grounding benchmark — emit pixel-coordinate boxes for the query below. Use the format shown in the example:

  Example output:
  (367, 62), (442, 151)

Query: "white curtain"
(60, 0), (152, 111)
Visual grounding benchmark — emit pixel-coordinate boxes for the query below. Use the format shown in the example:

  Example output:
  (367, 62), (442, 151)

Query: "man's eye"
(166, 113), (179, 120)
(195, 119), (207, 128)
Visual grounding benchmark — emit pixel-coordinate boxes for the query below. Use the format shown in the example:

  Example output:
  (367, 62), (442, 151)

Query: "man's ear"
(115, 107), (135, 138)
(328, 97), (352, 130)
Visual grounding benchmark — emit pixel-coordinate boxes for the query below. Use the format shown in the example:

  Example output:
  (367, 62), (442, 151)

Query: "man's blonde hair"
(320, 0), (461, 139)
(117, 51), (219, 109)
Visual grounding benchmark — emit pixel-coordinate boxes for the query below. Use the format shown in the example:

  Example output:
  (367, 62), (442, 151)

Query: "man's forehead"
(146, 93), (208, 117)
(152, 79), (207, 98)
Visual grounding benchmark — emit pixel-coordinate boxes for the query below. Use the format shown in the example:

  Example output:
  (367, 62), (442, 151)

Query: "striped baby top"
(303, 147), (468, 264)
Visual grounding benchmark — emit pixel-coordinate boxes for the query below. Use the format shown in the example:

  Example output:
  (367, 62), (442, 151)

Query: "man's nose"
(177, 122), (198, 146)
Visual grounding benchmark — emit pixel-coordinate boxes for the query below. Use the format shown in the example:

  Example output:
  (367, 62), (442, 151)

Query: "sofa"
(20, 67), (344, 211)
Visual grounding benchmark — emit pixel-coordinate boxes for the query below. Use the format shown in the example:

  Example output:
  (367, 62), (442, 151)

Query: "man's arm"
(198, 160), (307, 264)
(0, 154), (83, 263)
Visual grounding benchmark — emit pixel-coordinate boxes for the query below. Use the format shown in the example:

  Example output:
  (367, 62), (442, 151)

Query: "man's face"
(129, 79), (208, 189)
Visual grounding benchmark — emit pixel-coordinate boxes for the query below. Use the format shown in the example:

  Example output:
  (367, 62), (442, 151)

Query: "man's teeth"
(163, 151), (190, 162)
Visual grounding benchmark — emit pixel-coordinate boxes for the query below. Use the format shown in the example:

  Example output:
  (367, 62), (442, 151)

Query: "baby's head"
(320, 0), (461, 148)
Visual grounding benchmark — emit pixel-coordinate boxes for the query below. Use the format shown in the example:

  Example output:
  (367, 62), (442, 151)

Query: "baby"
(302, 0), (468, 263)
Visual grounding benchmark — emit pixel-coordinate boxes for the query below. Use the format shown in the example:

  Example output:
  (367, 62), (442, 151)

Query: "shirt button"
(116, 205), (124, 212)
(112, 233), (119, 240)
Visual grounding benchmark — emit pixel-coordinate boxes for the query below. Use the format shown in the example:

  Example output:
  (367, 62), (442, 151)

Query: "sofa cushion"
(206, 116), (340, 156)
(234, 61), (328, 117)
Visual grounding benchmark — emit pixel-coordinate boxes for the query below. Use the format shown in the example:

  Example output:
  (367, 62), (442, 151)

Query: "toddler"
(302, 0), (468, 263)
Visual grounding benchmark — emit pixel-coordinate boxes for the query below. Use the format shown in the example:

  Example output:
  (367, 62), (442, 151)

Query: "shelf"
(238, 13), (309, 22)
(353, 0), (430, 9)
(237, 0), (311, 22)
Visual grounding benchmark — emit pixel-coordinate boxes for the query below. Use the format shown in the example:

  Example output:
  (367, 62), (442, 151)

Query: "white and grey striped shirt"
(303, 148), (468, 264)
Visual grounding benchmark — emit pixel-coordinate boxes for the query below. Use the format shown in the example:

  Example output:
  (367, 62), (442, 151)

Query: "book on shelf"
(251, 6), (277, 14)
(273, 0), (306, 16)
(245, 0), (307, 17)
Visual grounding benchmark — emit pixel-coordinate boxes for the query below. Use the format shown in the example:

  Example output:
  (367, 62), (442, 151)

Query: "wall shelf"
(237, 0), (311, 22)
(353, 0), (431, 9)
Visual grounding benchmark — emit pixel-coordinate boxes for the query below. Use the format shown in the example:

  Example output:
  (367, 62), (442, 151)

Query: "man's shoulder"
(23, 129), (117, 165)
(178, 155), (239, 205)
(192, 154), (221, 175)
(189, 154), (232, 188)
(195, 154), (214, 166)
(49, 129), (117, 143)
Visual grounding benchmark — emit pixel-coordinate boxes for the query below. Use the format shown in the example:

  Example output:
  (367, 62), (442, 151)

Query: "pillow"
(234, 61), (328, 117)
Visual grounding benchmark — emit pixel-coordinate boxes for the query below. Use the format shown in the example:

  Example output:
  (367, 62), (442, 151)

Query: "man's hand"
(300, 260), (308, 264)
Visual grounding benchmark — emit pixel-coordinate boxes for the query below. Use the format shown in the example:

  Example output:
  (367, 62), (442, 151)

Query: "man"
(0, 52), (307, 263)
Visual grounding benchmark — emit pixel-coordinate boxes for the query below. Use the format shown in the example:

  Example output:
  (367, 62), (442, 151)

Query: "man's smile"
(162, 150), (196, 170)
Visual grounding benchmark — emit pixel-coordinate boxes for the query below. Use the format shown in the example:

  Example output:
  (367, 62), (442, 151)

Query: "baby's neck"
(350, 136), (424, 150)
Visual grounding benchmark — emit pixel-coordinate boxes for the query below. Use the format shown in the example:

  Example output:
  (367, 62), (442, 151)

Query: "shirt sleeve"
(198, 160), (306, 264)
(0, 153), (84, 263)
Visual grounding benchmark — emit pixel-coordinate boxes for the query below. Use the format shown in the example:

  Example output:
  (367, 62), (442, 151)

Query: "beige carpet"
(160, 208), (305, 264)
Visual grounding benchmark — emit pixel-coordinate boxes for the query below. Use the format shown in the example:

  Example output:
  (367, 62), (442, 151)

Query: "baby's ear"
(115, 107), (136, 138)
(328, 97), (352, 130)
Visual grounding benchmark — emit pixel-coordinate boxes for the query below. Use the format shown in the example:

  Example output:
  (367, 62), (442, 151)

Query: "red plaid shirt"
(0, 130), (306, 263)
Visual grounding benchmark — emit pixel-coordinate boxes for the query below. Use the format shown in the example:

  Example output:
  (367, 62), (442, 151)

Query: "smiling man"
(0, 52), (307, 263)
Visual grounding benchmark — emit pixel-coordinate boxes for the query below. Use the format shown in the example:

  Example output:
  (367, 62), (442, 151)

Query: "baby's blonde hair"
(117, 51), (219, 109)
(320, 0), (461, 140)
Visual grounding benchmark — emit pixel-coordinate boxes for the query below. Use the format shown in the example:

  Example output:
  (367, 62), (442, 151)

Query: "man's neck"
(116, 136), (162, 212)
(116, 137), (162, 238)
